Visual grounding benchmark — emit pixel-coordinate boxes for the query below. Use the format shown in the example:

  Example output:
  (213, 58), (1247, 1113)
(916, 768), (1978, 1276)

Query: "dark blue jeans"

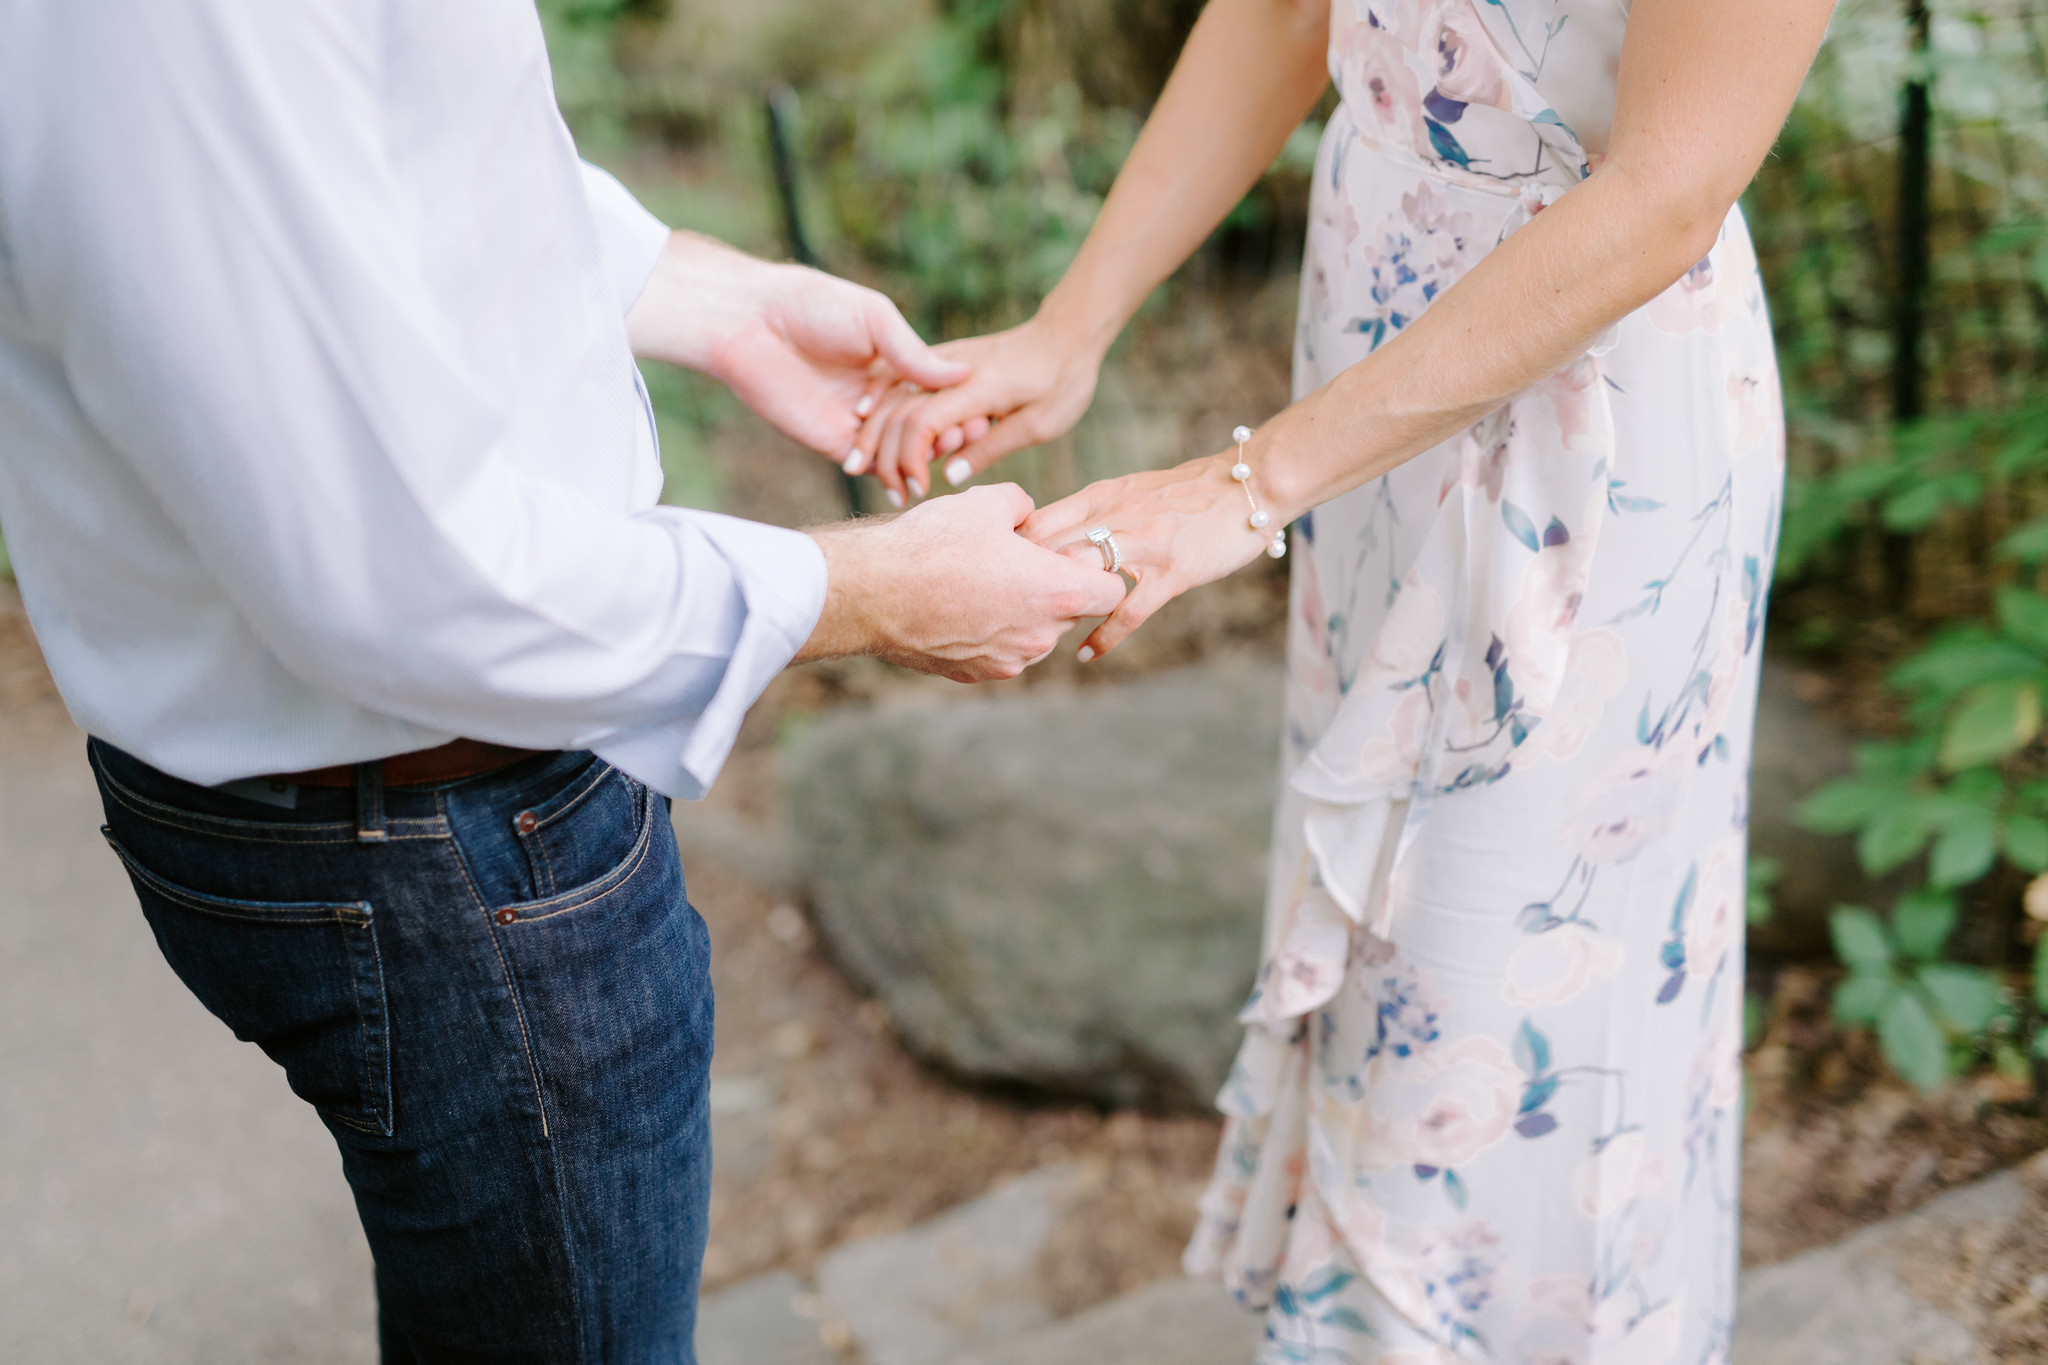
(89, 740), (713, 1364)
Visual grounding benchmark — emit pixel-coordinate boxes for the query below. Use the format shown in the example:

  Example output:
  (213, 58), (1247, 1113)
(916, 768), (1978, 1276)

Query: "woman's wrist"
(1031, 279), (1130, 366)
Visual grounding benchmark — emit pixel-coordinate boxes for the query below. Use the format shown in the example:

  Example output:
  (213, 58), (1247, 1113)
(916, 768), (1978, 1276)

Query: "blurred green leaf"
(1892, 888), (1958, 961)
(1830, 906), (1894, 972)
(1998, 587), (2048, 656)
(1878, 988), (1951, 1094)
(1798, 779), (1905, 834)
(1882, 471), (1981, 531)
(1928, 808), (1999, 887)
(1995, 519), (2048, 566)
(1917, 964), (2005, 1035)
(1747, 857), (1780, 926)
(1833, 971), (1894, 1026)
(2004, 815), (2048, 873)
(1858, 798), (1940, 876)
(2036, 934), (2048, 1013)
(1892, 629), (2044, 702)
(1938, 678), (2042, 773)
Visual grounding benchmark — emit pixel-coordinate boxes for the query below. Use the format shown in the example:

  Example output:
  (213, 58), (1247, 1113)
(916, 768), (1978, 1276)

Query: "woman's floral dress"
(1182, 3), (1782, 1362)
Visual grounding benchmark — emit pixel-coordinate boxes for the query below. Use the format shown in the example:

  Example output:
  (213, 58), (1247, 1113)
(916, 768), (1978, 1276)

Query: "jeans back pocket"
(102, 830), (395, 1137)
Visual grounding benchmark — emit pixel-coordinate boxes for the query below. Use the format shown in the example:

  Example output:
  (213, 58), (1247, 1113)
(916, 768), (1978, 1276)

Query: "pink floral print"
(1185, 2), (1782, 1362)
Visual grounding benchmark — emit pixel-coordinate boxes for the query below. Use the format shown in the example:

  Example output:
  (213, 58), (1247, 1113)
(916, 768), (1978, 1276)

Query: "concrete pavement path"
(0, 725), (378, 1364)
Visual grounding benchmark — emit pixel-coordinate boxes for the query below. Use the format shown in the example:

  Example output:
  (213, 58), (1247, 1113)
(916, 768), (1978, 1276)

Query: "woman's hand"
(848, 317), (1110, 507)
(1024, 450), (1275, 661)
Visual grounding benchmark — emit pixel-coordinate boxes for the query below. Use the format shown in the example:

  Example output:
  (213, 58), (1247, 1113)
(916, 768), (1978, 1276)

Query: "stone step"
(701, 1151), (2039, 1365)
(953, 1276), (1264, 1365)
(813, 1165), (1078, 1365)
(1729, 1159), (2035, 1365)
(696, 1271), (834, 1365)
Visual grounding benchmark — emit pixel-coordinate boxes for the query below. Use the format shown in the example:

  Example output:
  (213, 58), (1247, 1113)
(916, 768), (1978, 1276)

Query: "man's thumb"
(872, 306), (970, 391)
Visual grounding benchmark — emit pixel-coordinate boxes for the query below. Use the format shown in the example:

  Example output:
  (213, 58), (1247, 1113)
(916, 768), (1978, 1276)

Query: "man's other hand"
(795, 485), (1127, 682)
(626, 231), (967, 462)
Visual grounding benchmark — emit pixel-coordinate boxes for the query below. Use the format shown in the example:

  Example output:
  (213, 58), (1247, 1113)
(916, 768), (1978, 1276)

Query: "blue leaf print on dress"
(1426, 118), (1472, 167)
(1502, 499), (1541, 553)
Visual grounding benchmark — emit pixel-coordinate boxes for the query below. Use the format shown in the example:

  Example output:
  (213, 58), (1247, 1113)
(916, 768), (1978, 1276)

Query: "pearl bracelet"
(1230, 425), (1288, 560)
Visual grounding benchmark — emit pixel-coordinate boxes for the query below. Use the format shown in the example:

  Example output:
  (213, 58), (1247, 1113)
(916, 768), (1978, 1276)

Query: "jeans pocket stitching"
(101, 829), (395, 1135)
(499, 784), (657, 925)
(524, 759), (616, 834)
(102, 830), (370, 925)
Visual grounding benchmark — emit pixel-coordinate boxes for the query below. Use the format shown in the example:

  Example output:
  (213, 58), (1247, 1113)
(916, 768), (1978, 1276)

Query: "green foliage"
(797, 23), (1141, 337)
(1746, 856), (1780, 926)
(1826, 899), (2010, 1093)
(1795, 593), (2048, 1087)
(1776, 392), (2048, 583)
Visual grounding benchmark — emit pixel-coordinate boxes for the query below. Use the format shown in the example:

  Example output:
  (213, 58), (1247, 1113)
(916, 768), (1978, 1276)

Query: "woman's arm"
(1027, 0), (1839, 661)
(853, 0), (1332, 503)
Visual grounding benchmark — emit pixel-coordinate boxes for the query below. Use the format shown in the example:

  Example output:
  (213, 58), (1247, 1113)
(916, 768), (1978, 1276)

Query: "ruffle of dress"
(1183, 317), (1625, 1323)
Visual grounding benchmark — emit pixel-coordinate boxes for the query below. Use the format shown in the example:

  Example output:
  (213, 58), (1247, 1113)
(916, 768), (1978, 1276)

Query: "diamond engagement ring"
(1086, 526), (1122, 574)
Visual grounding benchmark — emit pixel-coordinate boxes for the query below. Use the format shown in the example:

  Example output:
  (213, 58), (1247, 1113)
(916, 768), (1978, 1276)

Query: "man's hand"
(796, 485), (1127, 682)
(626, 231), (968, 464)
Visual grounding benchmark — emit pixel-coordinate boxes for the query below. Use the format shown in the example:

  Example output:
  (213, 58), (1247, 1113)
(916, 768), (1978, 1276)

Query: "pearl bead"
(1250, 509), (1270, 529)
(1268, 534), (1288, 559)
(1230, 462), (1251, 482)
(1232, 425), (1253, 444)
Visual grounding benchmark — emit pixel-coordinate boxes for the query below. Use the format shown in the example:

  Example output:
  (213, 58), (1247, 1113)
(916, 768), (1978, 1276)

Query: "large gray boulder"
(779, 655), (1864, 1110)
(783, 662), (1282, 1109)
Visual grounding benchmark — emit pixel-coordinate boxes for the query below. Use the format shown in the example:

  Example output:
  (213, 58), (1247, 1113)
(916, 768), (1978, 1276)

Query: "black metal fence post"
(764, 83), (862, 516)
(1884, 0), (1934, 609)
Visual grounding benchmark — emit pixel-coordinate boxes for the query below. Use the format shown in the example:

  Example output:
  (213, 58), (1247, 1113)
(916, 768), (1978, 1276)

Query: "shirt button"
(495, 909), (517, 925)
(514, 811), (538, 834)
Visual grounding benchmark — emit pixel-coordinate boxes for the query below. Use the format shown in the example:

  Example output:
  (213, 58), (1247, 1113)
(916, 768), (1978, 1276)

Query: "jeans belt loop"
(354, 761), (388, 844)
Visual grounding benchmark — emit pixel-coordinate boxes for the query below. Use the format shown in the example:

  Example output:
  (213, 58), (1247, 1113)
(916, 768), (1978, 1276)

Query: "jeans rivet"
(514, 811), (538, 834)
(495, 909), (517, 925)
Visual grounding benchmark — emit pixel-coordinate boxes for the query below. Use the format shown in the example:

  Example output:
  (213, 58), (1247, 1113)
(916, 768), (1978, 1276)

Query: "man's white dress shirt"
(0, 1), (828, 798)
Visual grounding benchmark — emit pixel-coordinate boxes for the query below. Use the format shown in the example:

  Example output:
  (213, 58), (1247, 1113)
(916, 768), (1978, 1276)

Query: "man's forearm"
(624, 231), (768, 373)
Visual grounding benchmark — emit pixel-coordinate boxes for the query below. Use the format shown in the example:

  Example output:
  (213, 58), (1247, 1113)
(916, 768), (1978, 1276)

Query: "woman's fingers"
(939, 410), (1049, 489)
(874, 390), (933, 501)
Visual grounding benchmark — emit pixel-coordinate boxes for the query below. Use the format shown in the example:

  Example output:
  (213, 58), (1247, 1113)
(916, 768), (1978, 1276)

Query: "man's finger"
(972, 481), (1036, 529)
(868, 301), (970, 391)
(1020, 492), (1100, 547)
(1046, 548), (1128, 619)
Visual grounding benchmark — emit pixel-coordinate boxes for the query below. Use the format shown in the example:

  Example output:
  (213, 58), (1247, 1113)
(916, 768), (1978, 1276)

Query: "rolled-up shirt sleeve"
(13, 2), (824, 798)
(579, 161), (671, 313)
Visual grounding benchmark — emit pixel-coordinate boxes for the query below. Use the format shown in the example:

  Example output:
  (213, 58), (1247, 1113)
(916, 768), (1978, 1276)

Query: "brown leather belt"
(280, 739), (548, 789)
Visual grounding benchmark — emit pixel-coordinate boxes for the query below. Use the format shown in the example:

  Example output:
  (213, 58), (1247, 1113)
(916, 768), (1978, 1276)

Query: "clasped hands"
(632, 232), (1275, 681)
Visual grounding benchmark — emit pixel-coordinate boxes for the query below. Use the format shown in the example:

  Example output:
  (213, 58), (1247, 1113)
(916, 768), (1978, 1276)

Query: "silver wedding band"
(1086, 526), (1122, 575)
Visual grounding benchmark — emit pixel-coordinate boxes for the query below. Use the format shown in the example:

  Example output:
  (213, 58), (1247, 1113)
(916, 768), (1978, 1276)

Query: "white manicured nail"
(855, 394), (876, 418)
(842, 449), (865, 475)
(1077, 645), (1095, 663)
(944, 457), (972, 486)
(884, 488), (905, 510)
(907, 479), (924, 499)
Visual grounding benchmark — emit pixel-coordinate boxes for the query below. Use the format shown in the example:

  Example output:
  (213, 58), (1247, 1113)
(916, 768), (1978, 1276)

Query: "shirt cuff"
(579, 161), (670, 314)
(594, 513), (827, 800)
